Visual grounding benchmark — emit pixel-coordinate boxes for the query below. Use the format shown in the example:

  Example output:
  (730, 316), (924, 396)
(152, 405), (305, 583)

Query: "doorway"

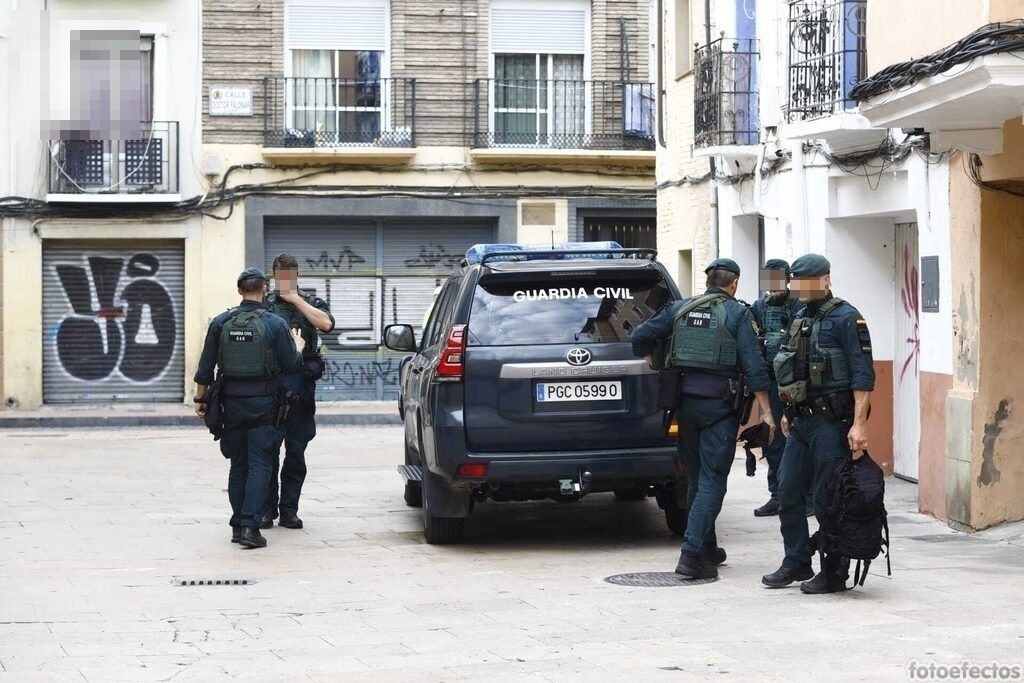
(894, 222), (921, 481)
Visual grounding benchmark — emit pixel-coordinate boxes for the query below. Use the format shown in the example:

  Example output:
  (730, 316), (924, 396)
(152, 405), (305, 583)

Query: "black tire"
(614, 485), (649, 502)
(404, 481), (423, 507)
(403, 437), (423, 508)
(664, 502), (688, 536)
(421, 471), (466, 545)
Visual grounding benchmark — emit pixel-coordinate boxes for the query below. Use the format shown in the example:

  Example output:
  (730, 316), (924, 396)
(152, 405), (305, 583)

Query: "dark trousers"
(220, 424), (284, 528)
(764, 384), (786, 498)
(678, 397), (740, 555)
(778, 412), (850, 568)
(266, 401), (317, 517)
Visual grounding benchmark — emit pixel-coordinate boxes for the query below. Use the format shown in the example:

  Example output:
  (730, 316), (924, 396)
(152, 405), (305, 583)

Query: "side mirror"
(383, 324), (416, 352)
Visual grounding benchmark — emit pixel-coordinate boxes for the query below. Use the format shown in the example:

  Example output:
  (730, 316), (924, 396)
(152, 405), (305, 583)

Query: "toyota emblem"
(566, 348), (592, 366)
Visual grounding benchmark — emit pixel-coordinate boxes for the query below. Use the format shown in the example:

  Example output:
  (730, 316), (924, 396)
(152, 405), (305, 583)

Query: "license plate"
(535, 381), (622, 403)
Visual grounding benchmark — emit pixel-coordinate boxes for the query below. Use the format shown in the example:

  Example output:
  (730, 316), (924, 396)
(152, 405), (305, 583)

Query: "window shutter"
(490, 0), (587, 54)
(286, 0), (387, 51)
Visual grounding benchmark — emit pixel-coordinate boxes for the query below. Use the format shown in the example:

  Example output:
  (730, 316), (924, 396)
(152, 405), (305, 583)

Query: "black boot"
(675, 550), (719, 579)
(754, 498), (780, 517)
(238, 527), (267, 549)
(231, 527), (242, 544)
(279, 511), (303, 529)
(259, 517), (274, 530)
(702, 545), (727, 566)
(800, 556), (850, 594)
(761, 563), (814, 588)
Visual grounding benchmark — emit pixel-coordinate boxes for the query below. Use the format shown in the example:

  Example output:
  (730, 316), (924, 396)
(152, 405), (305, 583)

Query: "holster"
(273, 388), (301, 429)
(301, 352), (326, 382)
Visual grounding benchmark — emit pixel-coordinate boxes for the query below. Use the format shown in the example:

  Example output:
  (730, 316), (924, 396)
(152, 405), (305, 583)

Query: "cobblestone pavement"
(2, 426), (1023, 682)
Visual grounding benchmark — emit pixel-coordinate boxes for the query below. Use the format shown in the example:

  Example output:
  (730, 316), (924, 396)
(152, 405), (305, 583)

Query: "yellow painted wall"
(866, 1), (988, 73)
(977, 117), (1024, 183)
(990, 0), (1024, 22)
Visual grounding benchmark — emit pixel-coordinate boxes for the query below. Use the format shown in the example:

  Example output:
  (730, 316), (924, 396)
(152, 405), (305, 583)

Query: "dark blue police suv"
(383, 243), (686, 544)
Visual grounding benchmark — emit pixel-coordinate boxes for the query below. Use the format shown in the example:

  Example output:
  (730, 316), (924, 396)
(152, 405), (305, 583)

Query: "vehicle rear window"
(468, 274), (672, 346)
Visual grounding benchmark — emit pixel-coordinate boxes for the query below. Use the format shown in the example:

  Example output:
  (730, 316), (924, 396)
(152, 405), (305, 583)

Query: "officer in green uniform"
(193, 268), (304, 549)
(761, 253), (875, 593)
(632, 258), (775, 579)
(750, 259), (805, 517)
(262, 254), (335, 530)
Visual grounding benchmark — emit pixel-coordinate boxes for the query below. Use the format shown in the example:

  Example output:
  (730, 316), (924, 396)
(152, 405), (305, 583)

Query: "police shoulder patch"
(855, 318), (872, 353)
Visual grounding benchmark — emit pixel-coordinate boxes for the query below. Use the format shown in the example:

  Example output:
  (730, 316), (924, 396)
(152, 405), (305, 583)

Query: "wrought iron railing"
(263, 77), (416, 147)
(470, 79), (655, 150)
(788, 0), (867, 121)
(694, 38), (760, 147)
(47, 121), (179, 195)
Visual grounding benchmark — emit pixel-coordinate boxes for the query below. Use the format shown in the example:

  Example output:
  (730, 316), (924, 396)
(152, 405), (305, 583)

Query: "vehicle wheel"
(403, 438), (422, 508)
(664, 502), (688, 536)
(614, 484), (649, 502)
(421, 470), (466, 545)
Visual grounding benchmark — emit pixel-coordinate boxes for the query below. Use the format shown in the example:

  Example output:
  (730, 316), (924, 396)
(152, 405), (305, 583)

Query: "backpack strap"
(810, 297), (845, 349)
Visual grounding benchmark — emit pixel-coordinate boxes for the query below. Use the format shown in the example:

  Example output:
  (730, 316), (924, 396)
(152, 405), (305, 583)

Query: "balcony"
(786, 0), (884, 151)
(468, 79), (656, 167)
(46, 122), (180, 202)
(694, 38), (760, 158)
(261, 77), (417, 164)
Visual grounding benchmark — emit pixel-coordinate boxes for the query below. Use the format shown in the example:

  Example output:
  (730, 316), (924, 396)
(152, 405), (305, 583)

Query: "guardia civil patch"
(228, 330), (255, 342)
(685, 310), (713, 328)
(856, 319), (872, 353)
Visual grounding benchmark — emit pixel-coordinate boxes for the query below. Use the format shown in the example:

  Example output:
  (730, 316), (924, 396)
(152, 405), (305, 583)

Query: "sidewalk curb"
(0, 413), (402, 429)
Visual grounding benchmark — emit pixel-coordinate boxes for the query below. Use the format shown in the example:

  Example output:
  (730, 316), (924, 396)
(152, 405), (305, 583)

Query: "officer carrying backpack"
(810, 452), (892, 587)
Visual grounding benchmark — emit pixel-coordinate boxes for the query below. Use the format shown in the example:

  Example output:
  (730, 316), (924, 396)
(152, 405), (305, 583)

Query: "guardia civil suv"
(384, 243), (685, 544)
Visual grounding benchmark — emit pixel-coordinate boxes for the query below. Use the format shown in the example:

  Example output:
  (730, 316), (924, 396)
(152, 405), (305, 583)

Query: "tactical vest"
(760, 294), (794, 364)
(668, 293), (738, 372)
(773, 297), (852, 403)
(268, 292), (318, 358)
(218, 308), (280, 379)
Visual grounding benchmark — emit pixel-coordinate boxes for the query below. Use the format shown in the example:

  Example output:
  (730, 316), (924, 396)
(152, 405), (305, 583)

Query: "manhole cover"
(604, 572), (718, 587)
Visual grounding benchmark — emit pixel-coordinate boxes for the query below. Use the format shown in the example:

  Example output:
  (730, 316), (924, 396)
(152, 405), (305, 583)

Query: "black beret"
(704, 258), (741, 276)
(237, 267), (268, 285)
(790, 254), (831, 278)
(763, 259), (791, 274)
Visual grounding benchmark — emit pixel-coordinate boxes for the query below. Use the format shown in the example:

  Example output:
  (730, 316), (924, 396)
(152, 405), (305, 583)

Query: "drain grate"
(177, 579), (252, 587)
(604, 572), (718, 587)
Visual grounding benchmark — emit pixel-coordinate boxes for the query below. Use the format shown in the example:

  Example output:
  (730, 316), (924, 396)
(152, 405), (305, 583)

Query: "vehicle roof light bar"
(465, 242), (658, 266)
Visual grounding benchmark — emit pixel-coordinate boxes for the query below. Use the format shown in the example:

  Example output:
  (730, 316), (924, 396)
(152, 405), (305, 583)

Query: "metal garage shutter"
(264, 219), (494, 400)
(41, 241), (185, 403)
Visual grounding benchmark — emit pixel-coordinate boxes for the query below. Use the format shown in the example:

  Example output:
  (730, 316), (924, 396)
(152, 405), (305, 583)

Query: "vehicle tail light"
(666, 418), (679, 438)
(456, 463), (487, 477)
(436, 324), (467, 380)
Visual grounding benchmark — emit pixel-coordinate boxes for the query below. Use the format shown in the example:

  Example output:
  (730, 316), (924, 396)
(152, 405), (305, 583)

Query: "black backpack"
(810, 452), (892, 586)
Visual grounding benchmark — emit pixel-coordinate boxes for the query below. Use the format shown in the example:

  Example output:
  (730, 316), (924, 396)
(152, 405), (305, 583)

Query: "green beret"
(237, 267), (268, 285)
(704, 258), (741, 276)
(763, 259), (791, 274)
(790, 254), (831, 278)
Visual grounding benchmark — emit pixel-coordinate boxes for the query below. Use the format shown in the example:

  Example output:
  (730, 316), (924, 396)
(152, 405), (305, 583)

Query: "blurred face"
(759, 269), (789, 297)
(274, 267), (299, 295)
(791, 273), (831, 302)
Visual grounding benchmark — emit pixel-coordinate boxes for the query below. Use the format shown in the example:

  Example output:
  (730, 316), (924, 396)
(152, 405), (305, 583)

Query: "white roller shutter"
(42, 241), (185, 403)
(286, 0), (388, 51)
(491, 0), (588, 54)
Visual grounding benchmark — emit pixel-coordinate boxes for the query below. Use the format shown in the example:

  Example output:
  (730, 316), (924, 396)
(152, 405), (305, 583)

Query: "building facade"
(666, 0), (1024, 530)
(200, 0), (658, 401)
(1, 0), (204, 408)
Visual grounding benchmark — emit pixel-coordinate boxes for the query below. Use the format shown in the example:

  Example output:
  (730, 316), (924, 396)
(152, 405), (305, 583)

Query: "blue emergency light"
(464, 241), (625, 265)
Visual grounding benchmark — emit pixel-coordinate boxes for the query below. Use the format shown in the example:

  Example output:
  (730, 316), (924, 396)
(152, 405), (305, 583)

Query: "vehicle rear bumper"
(463, 447), (678, 482)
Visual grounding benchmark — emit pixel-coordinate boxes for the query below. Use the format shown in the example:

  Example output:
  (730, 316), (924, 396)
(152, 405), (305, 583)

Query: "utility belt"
(679, 371), (741, 402)
(784, 390), (854, 423)
(221, 377), (281, 398)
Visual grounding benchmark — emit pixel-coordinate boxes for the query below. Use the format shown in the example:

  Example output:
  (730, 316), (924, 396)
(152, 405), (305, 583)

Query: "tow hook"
(559, 470), (593, 497)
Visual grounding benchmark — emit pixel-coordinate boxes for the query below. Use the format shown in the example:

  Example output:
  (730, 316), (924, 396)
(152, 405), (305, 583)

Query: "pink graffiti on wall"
(899, 244), (921, 383)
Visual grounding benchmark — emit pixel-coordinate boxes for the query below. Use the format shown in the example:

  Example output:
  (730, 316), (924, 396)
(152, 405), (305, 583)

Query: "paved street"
(2, 425), (1023, 682)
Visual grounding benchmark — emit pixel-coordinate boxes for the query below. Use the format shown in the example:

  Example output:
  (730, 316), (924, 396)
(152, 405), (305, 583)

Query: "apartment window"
(71, 31), (153, 131)
(493, 53), (585, 145)
(285, 0), (388, 144)
(674, 0), (691, 78)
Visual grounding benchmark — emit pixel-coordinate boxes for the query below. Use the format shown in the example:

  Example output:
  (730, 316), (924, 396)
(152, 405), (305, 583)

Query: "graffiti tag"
(322, 358), (399, 388)
(306, 248), (367, 272)
(53, 253), (176, 383)
(404, 243), (461, 269)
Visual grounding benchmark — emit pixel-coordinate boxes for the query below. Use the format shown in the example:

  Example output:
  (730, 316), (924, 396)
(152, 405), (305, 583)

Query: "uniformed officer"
(262, 254), (335, 530)
(761, 253), (875, 593)
(750, 259), (804, 517)
(193, 267), (304, 549)
(632, 258), (774, 579)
